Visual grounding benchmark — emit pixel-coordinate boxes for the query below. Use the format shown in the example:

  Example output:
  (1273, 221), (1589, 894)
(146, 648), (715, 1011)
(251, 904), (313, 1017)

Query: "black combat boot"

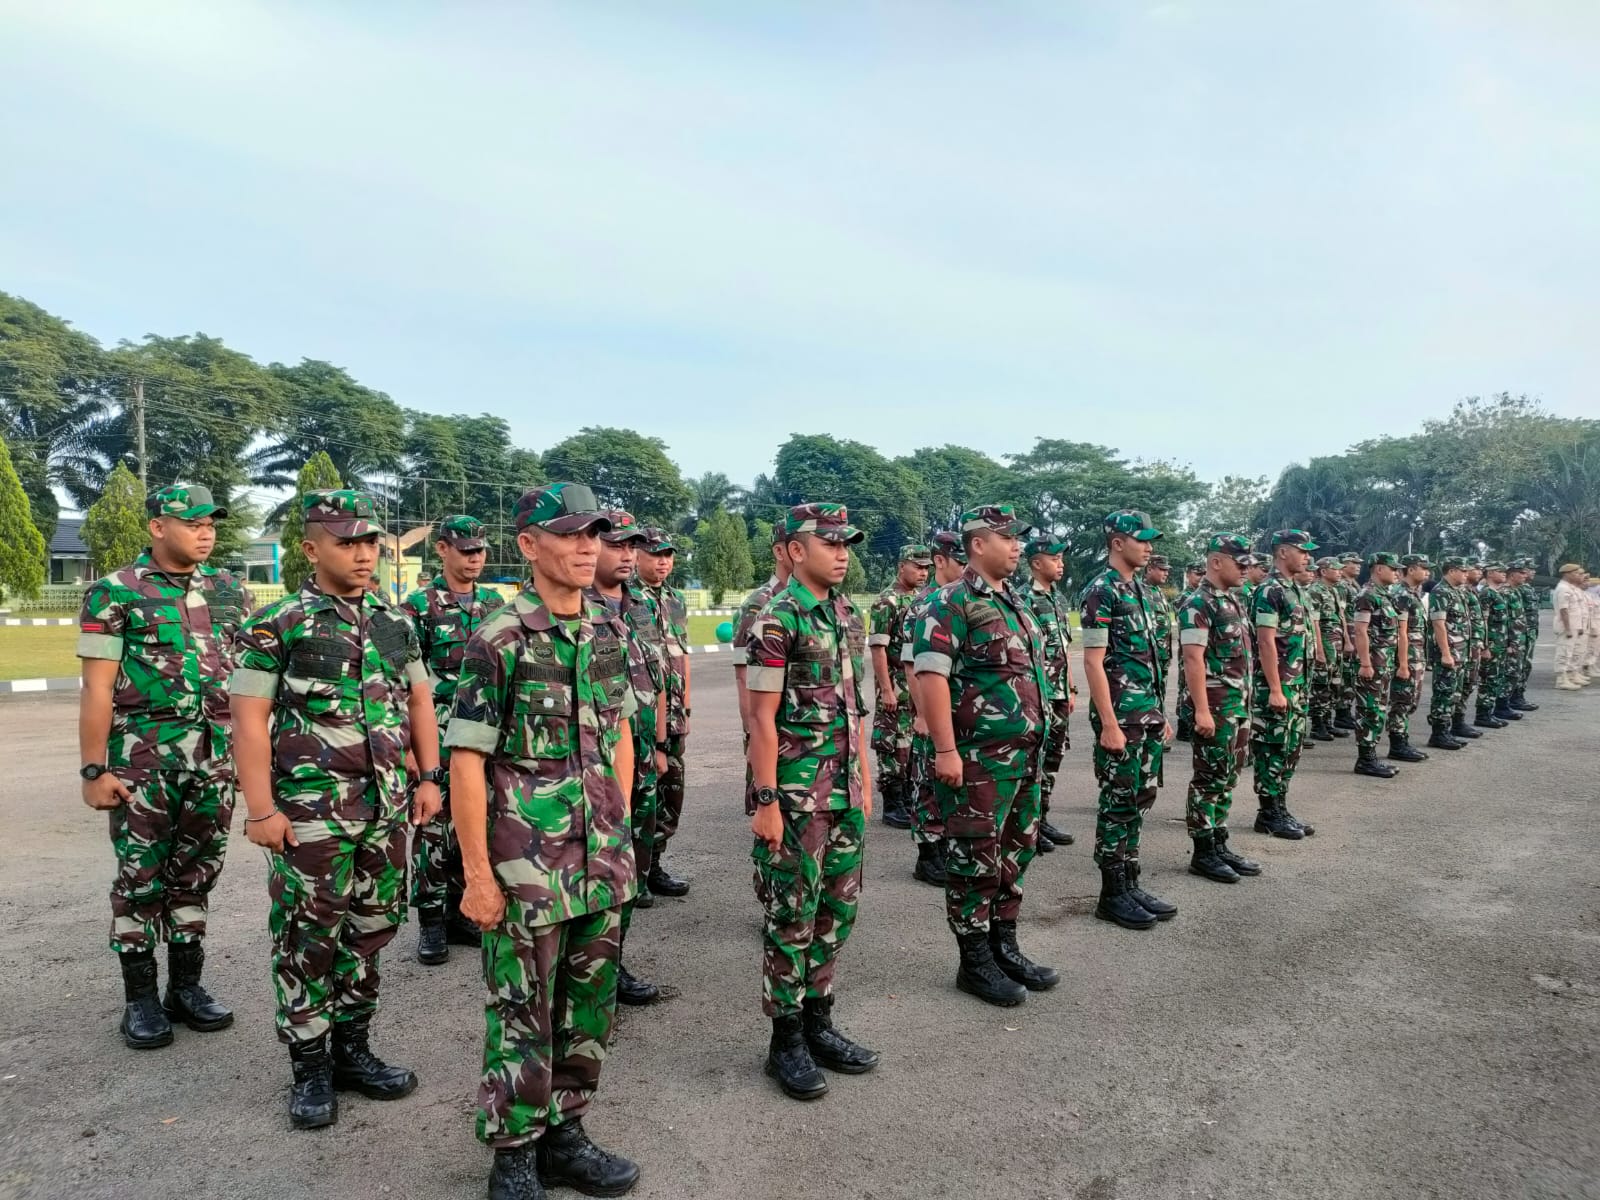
(955, 930), (1028, 1005)
(163, 940), (233, 1031)
(1387, 734), (1429, 763)
(1094, 863), (1157, 931)
(1188, 832), (1240, 883)
(536, 1116), (641, 1196)
(1213, 827), (1261, 876)
(1494, 697), (1522, 722)
(989, 920), (1059, 990)
(1127, 860), (1177, 920)
(1034, 828), (1056, 853)
(1282, 806), (1315, 836)
(801, 995), (880, 1072)
(446, 913), (483, 946)
(1451, 714), (1482, 739)
(1333, 707), (1359, 731)
(764, 1014), (828, 1100)
(118, 950), (174, 1049)
(287, 1037), (337, 1129)
(1354, 747), (1398, 778)
(1475, 704), (1507, 729)
(416, 907), (449, 965)
(1511, 688), (1538, 712)
(647, 862), (690, 897)
(912, 841), (947, 886)
(1426, 721), (1464, 751)
(616, 929), (661, 1006)
(881, 781), (912, 830)
(1311, 719), (1335, 742)
(1328, 719), (1351, 738)
(1039, 819), (1074, 846)
(330, 1017), (417, 1100)
(487, 1144), (545, 1200)
(1254, 801), (1305, 840)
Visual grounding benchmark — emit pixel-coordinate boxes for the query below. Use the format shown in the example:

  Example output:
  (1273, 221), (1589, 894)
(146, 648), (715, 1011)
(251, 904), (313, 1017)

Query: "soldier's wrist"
(244, 808), (280, 823)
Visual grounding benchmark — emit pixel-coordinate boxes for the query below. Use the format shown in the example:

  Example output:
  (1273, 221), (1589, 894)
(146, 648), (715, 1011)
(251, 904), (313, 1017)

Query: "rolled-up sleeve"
(746, 613), (792, 694)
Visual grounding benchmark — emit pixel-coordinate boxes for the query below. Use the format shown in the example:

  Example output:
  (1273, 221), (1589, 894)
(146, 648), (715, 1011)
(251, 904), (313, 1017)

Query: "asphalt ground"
(1, 631), (1596, 1200)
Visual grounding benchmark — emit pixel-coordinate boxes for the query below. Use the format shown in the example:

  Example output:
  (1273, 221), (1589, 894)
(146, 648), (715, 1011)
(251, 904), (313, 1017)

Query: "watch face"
(80, 764), (105, 780)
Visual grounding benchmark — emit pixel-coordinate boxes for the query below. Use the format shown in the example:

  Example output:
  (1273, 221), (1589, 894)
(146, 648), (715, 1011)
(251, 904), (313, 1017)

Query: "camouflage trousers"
(1175, 670), (1191, 731)
(108, 770), (234, 953)
(1355, 647), (1396, 751)
(1250, 682), (1308, 805)
(1310, 654), (1338, 730)
(1454, 650), (1479, 718)
(411, 774), (462, 914)
(1039, 699), (1070, 813)
(1387, 657), (1424, 737)
(907, 731), (944, 847)
(268, 815), (408, 1044)
(1090, 723), (1165, 867)
(1427, 659), (1463, 726)
(936, 772), (1041, 935)
(619, 733), (660, 942)
(1340, 653), (1360, 713)
(651, 733), (686, 853)
(478, 902), (621, 1149)
(751, 805), (865, 1018)
(1187, 715), (1248, 835)
(870, 687), (913, 793)
(1478, 642), (1510, 708)
(1522, 630), (1538, 688)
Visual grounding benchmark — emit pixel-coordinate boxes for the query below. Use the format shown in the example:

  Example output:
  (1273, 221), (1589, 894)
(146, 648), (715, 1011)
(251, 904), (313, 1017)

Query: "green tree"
(279, 452), (344, 591)
(81, 462), (147, 577)
(0, 435), (47, 602)
(769, 434), (925, 581)
(694, 507), (753, 605)
(747, 517), (775, 584)
(844, 549), (868, 596)
(896, 445), (1021, 531)
(1175, 474), (1270, 560)
(542, 427), (691, 530)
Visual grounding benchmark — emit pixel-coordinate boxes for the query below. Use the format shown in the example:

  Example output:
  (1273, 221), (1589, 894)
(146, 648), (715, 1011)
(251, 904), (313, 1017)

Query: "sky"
(1, 0), (1596, 490)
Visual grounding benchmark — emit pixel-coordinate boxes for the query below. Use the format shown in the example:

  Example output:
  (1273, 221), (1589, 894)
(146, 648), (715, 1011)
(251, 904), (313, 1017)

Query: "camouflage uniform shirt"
(1078, 568), (1166, 729)
(867, 584), (919, 692)
(649, 584), (690, 734)
(1429, 581), (1470, 663)
(399, 575), (504, 727)
(444, 589), (639, 926)
(1353, 584), (1401, 649)
(231, 579), (427, 823)
(1025, 582), (1074, 702)
(733, 575), (782, 657)
(1250, 571), (1312, 689)
(1177, 579), (1253, 721)
(1391, 583), (1426, 668)
(78, 553), (253, 782)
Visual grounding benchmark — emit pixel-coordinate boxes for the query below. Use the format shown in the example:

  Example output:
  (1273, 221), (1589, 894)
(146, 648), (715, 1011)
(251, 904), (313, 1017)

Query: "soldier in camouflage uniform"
(1385, 554), (1432, 763)
(1024, 534), (1076, 850)
(399, 514), (504, 965)
(868, 544), (932, 830)
(232, 490), (443, 1130)
(1351, 551), (1404, 778)
(1506, 560), (1541, 713)
(1332, 553), (1363, 730)
(1079, 510), (1175, 931)
(1178, 534), (1262, 884)
(77, 484), (250, 1049)
(589, 511), (670, 1009)
(733, 523), (792, 740)
(913, 507), (1054, 1007)
(1174, 560), (1205, 741)
(1143, 554), (1174, 704)
(1248, 531), (1320, 839)
(746, 503), (877, 1100)
(901, 531), (967, 886)
(637, 529), (693, 898)
(1451, 564), (1488, 739)
(1424, 556), (1473, 751)
(1477, 563), (1519, 727)
(444, 483), (642, 1199)
(1307, 556), (1353, 742)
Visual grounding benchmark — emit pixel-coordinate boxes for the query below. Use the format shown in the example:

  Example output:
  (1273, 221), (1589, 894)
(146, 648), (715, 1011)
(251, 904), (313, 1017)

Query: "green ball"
(715, 620), (734, 643)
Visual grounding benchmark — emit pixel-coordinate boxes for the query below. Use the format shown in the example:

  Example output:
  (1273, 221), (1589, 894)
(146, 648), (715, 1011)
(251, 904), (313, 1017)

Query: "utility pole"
(132, 377), (147, 489)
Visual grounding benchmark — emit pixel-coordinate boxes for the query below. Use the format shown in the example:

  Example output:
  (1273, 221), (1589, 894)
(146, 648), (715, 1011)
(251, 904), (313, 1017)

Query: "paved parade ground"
(1, 641), (1596, 1200)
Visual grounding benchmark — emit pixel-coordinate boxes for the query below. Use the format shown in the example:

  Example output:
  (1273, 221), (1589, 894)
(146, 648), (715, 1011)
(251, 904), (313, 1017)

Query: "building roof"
(50, 517), (88, 556)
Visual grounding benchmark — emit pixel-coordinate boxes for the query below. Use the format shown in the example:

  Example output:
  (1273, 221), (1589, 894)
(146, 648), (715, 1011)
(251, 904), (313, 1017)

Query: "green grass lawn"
(0, 609), (82, 621)
(688, 614), (731, 646)
(0, 625), (81, 680)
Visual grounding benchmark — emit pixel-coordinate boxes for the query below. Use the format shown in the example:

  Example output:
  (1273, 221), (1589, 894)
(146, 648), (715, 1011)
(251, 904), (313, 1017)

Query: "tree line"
(3, 288), (1594, 605)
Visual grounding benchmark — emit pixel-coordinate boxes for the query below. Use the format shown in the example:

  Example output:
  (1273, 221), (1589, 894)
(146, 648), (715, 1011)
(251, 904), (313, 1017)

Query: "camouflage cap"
(438, 513), (488, 552)
(512, 482), (611, 535)
(1339, 552), (1362, 564)
(1024, 535), (1068, 557)
(303, 489), (383, 538)
(1207, 533), (1253, 560)
(147, 483), (227, 521)
(1185, 560), (1205, 574)
(1147, 554), (1170, 570)
(642, 526), (676, 554)
(1271, 528), (1318, 551)
(1441, 555), (1470, 571)
(1242, 554), (1268, 570)
(1367, 551), (1400, 568)
(598, 510), (649, 545)
(1508, 557), (1534, 572)
(899, 542), (934, 565)
(1399, 553), (1431, 569)
(783, 502), (864, 545)
(1315, 555), (1342, 570)
(929, 530), (966, 563)
(1484, 561), (1507, 574)
(960, 504), (1031, 537)
(1104, 509), (1161, 542)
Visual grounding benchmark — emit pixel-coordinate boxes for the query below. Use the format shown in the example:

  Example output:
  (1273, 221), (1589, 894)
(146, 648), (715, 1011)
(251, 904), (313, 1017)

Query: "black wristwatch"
(80, 763), (108, 781)
(753, 786), (780, 808)
(419, 767), (446, 785)
(655, 741), (671, 753)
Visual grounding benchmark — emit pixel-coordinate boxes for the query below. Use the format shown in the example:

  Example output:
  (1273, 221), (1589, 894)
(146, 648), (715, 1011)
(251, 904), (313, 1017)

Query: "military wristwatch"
(752, 786), (780, 808)
(80, 764), (108, 781)
(419, 767), (447, 785)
